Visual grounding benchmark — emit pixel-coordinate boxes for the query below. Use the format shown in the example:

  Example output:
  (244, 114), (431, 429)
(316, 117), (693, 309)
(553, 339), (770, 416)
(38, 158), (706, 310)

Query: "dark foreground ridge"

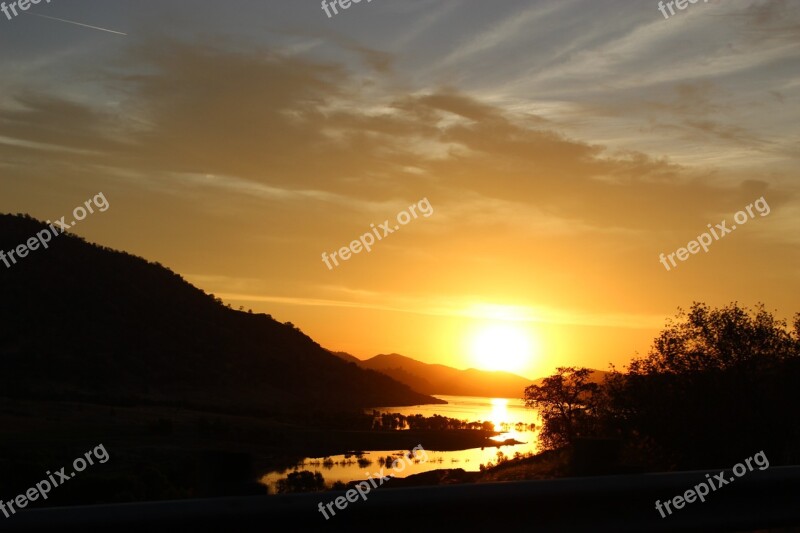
(5, 466), (800, 532)
(0, 213), (443, 412)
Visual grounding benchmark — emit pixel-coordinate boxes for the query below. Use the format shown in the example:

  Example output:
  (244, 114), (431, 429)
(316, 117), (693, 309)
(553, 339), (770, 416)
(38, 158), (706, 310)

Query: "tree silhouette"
(629, 302), (797, 375)
(601, 302), (800, 469)
(275, 470), (326, 494)
(524, 367), (599, 450)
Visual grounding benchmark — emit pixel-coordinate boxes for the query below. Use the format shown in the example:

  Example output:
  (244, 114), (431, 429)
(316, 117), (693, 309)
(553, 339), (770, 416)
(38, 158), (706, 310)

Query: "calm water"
(260, 395), (542, 492)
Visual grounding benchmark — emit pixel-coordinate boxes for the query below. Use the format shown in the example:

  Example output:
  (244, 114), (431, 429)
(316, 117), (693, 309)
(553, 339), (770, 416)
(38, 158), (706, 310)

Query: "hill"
(327, 350), (362, 364)
(352, 352), (532, 398)
(332, 352), (610, 398)
(0, 214), (443, 412)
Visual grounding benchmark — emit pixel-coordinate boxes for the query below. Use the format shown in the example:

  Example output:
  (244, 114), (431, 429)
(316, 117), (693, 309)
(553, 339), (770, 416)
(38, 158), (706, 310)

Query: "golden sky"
(1, 0), (798, 380)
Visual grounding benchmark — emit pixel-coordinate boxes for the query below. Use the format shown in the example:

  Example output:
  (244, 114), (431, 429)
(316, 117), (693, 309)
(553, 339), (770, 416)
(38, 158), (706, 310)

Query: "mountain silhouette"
(332, 352), (531, 397)
(0, 214), (443, 412)
(333, 352), (610, 398)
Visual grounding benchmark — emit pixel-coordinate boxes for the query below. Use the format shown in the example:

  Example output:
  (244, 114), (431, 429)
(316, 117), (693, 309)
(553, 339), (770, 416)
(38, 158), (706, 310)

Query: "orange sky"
(1, 1), (798, 381)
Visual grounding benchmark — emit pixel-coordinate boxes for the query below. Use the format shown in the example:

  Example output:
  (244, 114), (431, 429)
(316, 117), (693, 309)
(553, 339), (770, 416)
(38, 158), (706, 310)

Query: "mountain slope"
(332, 352), (611, 398)
(328, 350), (362, 365)
(0, 214), (443, 412)
(360, 353), (534, 398)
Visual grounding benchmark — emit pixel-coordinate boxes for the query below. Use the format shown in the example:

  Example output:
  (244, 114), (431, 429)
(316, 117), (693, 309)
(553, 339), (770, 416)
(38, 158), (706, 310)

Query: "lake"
(260, 395), (542, 492)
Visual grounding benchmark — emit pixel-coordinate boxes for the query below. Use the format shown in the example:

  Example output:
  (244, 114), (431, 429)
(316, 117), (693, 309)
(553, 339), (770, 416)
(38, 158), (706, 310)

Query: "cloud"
(0, 36), (792, 238)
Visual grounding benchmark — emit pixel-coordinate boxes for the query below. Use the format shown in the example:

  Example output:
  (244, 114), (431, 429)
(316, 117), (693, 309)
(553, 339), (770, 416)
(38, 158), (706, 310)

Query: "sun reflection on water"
(260, 395), (541, 493)
(490, 398), (508, 432)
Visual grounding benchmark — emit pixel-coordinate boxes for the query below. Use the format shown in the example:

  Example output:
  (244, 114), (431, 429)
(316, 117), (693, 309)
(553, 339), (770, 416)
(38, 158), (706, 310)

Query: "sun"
(469, 322), (537, 374)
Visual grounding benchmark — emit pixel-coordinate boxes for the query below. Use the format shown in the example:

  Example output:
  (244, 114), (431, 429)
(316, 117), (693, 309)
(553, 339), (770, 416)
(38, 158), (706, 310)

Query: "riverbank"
(0, 398), (512, 503)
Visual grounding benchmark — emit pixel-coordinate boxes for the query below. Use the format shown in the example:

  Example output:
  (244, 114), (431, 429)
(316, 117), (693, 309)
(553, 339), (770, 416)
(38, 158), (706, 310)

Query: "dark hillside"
(0, 214), (443, 412)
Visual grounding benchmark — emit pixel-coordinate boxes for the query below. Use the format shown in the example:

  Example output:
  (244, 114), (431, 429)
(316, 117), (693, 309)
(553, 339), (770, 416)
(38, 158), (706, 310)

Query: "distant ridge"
(0, 214), (444, 412)
(331, 352), (530, 398)
(331, 351), (610, 398)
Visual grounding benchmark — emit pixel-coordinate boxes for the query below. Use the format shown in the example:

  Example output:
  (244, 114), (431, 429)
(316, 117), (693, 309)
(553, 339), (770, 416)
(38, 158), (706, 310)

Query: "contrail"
(21, 12), (127, 36)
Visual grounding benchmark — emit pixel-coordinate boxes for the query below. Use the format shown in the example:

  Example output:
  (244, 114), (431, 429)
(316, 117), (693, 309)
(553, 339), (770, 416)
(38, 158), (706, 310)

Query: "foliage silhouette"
(524, 367), (599, 450)
(526, 303), (800, 470)
(276, 470), (326, 494)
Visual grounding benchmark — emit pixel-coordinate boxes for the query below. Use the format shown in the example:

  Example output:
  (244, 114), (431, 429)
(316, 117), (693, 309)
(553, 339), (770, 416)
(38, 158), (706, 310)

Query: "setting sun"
(470, 323), (537, 374)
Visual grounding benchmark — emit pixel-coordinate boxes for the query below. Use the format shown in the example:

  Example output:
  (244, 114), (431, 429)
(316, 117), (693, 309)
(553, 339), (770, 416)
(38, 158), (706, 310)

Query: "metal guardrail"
(3, 466), (800, 532)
